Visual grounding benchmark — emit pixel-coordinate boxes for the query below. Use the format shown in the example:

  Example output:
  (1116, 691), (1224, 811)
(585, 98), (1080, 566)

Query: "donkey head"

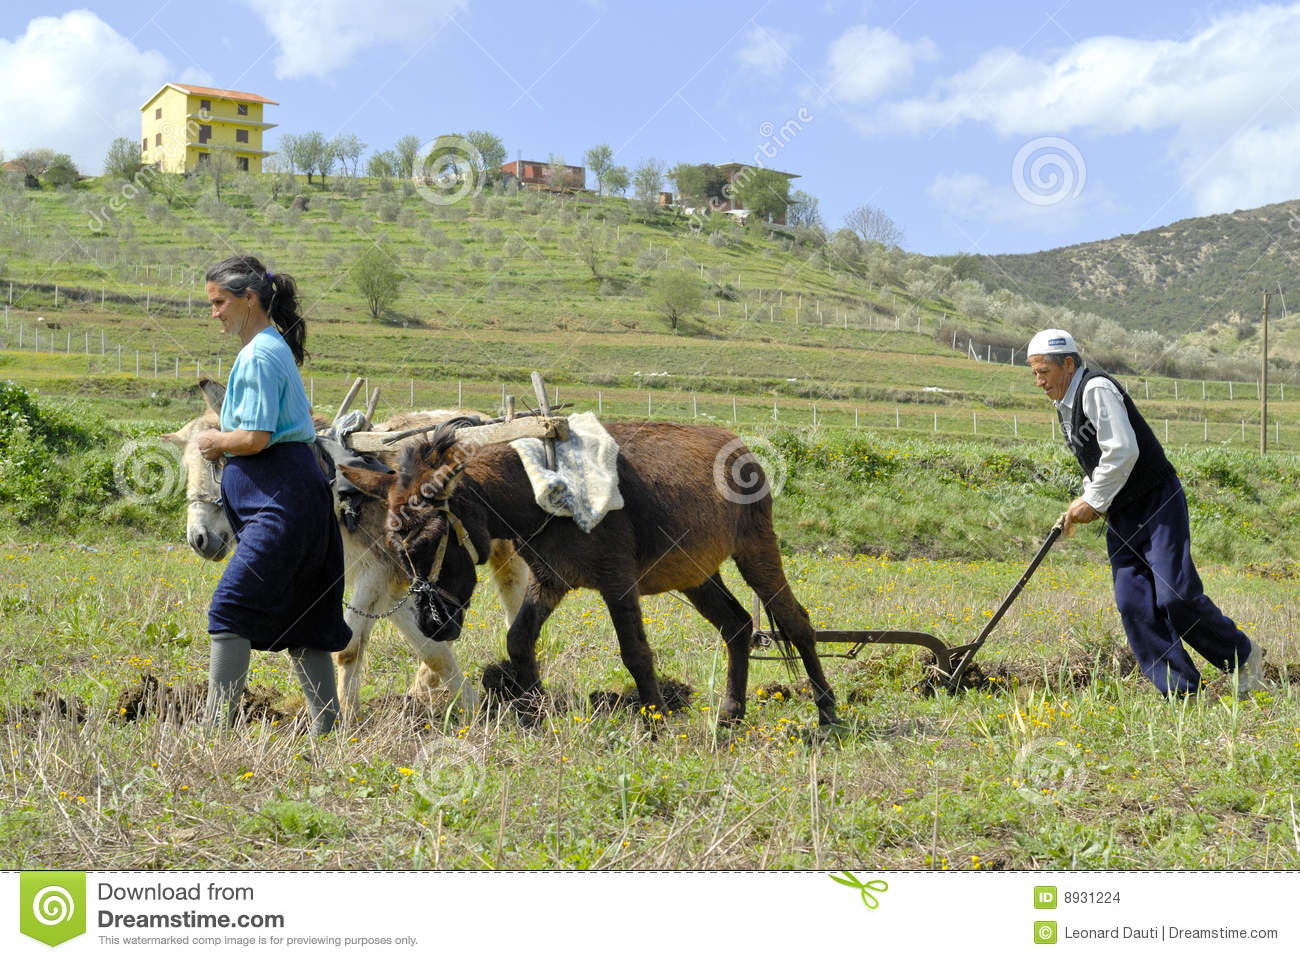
(162, 379), (234, 561)
(340, 422), (488, 642)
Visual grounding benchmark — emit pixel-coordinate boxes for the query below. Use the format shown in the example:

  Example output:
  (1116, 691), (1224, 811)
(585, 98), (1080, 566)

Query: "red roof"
(143, 82), (278, 107)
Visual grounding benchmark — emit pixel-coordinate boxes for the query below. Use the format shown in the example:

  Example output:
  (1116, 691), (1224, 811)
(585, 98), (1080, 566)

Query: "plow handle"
(946, 518), (1064, 692)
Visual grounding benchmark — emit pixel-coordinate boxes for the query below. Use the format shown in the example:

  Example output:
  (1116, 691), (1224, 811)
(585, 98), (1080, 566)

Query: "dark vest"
(1061, 368), (1178, 512)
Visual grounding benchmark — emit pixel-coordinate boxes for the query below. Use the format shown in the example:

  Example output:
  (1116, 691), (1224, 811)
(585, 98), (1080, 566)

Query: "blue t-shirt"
(219, 327), (315, 449)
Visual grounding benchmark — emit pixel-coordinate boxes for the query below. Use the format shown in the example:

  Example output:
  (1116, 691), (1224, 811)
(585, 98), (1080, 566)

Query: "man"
(1027, 328), (1266, 697)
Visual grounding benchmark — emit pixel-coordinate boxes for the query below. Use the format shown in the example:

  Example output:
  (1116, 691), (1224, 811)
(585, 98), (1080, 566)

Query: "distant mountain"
(974, 199), (1300, 363)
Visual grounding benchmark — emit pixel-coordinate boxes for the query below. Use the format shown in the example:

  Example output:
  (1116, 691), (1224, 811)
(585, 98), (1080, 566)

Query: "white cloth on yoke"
(509, 411), (623, 533)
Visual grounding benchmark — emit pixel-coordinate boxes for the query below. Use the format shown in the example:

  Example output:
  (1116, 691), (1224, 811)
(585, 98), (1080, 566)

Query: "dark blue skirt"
(208, 442), (351, 653)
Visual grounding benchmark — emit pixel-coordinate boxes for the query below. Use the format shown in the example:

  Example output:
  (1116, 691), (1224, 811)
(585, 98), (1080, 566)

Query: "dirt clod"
(114, 674), (291, 725)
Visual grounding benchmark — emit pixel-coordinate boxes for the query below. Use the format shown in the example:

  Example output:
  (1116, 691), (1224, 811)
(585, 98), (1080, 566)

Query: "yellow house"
(139, 83), (278, 174)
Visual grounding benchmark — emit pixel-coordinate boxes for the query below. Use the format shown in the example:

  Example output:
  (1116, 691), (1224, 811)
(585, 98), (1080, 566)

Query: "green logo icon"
(1034, 885), (1057, 909)
(19, 872), (86, 946)
(1034, 920), (1058, 944)
(828, 871), (888, 910)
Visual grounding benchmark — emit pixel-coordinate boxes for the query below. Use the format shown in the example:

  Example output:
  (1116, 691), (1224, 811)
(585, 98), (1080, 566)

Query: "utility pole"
(1261, 290), (1270, 455)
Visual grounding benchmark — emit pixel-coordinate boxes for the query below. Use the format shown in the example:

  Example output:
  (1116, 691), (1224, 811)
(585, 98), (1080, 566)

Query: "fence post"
(973, 411), (977, 434)
(1164, 419), (1168, 442)
(154, 352), (158, 377)
(1204, 419), (1208, 441)
(773, 401), (777, 422)
(855, 408), (859, 428)
(933, 411), (937, 432)
(1174, 381), (1178, 400)
(648, 392), (652, 417)
(1229, 382), (1234, 400)
(1014, 415), (1019, 437)
(895, 407), (900, 429)
(693, 394), (698, 418)
(175, 357), (179, 378)
(1201, 380), (1205, 399)
(1241, 419), (1245, 441)
(1145, 381), (1149, 399)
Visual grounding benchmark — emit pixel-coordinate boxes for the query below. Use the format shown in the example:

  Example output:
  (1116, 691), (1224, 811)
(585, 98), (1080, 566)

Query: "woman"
(195, 254), (350, 735)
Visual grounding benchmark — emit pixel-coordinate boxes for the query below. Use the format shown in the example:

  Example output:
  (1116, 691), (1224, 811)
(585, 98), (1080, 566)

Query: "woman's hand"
(195, 428), (271, 460)
(196, 429), (225, 461)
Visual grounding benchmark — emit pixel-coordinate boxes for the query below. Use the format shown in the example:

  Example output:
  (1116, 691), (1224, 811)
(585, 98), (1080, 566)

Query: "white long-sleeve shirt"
(1055, 368), (1139, 513)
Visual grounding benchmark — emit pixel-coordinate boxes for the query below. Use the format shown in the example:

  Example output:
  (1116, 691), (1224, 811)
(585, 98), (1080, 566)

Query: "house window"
(197, 152), (210, 167)
(237, 157), (249, 172)
(143, 138), (149, 153)
(199, 125), (211, 143)
(237, 104), (248, 116)
(235, 129), (248, 143)
(155, 107), (162, 119)
(199, 99), (210, 111)
(155, 133), (163, 147)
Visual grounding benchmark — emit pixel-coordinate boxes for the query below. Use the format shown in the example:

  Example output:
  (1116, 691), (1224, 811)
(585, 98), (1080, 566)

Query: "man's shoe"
(1230, 645), (1268, 698)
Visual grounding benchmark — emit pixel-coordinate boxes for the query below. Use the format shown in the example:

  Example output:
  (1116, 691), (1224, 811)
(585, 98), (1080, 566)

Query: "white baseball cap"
(1027, 328), (1078, 357)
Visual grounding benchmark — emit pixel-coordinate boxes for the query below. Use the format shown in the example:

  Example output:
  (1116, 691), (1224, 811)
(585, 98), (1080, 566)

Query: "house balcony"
(186, 112), (277, 130)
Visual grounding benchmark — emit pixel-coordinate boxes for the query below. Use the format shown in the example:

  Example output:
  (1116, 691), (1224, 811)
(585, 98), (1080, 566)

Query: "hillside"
(975, 199), (1300, 368)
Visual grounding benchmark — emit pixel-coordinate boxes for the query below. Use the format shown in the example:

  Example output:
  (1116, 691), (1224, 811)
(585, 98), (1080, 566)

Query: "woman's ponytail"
(205, 255), (309, 366)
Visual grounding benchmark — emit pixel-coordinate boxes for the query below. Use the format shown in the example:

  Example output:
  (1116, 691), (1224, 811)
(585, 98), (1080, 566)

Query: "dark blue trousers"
(1106, 478), (1251, 694)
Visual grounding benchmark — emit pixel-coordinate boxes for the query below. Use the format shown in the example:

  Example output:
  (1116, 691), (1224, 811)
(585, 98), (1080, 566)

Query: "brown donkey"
(340, 418), (838, 729)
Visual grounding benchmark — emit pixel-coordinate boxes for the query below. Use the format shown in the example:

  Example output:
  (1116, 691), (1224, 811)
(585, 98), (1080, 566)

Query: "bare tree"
(333, 134), (366, 177)
(632, 157), (664, 219)
(844, 203), (904, 248)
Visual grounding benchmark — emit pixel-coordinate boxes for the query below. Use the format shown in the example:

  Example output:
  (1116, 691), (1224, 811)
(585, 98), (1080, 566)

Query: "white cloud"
(735, 25), (796, 77)
(0, 11), (208, 174)
(878, 3), (1300, 213)
(242, 0), (466, 80)
(825, 24), (937, 103)
(927, 170), (1087, 232)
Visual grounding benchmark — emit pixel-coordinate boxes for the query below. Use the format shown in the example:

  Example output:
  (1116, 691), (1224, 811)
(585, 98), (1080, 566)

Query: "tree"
(786, 190), (823, 230)
(605, 165), (630, 196)
(367, 150), (397, 179)
(650, 267), (702, 332)
(545, 153), (577, 191)
(44, 153), (79, 187)
(104, 137), (142, 180)
(13, 148), (54, 179)
(632, 157), (664, 218)
(464, 130), (506, 184)
(844, 203), (904, 248)
(567, 221), (611, 278)
(350, 246), (403, 318)
(584, 143), (614, 195)
(293, 131), (328, 185)
(733, 167), (789, 223)
(394, 135), (422, 179)
(333, 133), (366, 177)
(669, 162), (726, 207)
(277, 134), (299, 174)
(205, 150), (234, 201)
(317, 139), (337, 184)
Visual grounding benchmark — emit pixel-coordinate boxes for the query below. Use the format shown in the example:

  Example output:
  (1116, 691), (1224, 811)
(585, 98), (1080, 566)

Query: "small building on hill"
(140, 83), (278, 175)
(713, 162), (799, 224)
(500, 159), (585, 191)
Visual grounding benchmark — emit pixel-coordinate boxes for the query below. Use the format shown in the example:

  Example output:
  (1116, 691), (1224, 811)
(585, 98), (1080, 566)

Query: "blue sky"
(4, 0), (1300, 255)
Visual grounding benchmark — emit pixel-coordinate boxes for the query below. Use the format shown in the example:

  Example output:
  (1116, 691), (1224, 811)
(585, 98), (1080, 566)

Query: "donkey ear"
(338, 462), (397, 500)
(198, 378), (226, 414)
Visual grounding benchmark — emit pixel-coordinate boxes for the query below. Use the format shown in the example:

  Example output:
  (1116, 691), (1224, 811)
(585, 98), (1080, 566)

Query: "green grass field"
(2, 542), (1297, 870)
